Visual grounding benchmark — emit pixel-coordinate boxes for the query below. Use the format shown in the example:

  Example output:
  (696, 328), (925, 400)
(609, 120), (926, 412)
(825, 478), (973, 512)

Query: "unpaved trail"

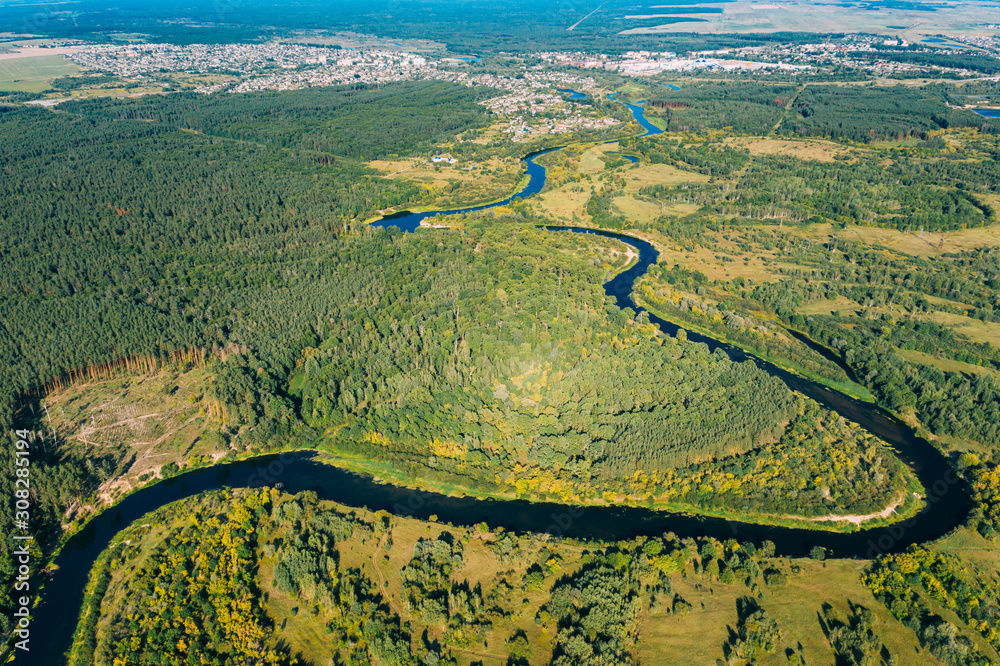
(784, 494), (905, 526)
(371, 533), (405, 618)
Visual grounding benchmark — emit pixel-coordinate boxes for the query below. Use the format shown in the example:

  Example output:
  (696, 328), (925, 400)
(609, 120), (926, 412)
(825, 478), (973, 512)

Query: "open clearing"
(646, 227), (793, 283)
(369, 156), (518, 187)
(259, 501), (586, 665)
(797, 295), (862, 316)
(897, 348), (1000, 380)
(638, 558), (933, 665)
(921, 310), (1000, 347)
(35, 366), (225, 509)
(535, 182), (593, 224)
(578, 141), (619, 174)
(654, 242), (790, 282)
(726, 136), (850, 162)
(833, 224), (1000, 257)
(623, 162), (709, 195)
(612, 194), (670, 224)
(0, 54), (81, 91)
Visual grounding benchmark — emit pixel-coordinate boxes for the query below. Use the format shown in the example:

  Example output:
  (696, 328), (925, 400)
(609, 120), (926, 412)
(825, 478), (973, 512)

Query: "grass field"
(833, 223), (1000, 257)
(622, 162), (709, 195)
(921, 310), (1000, 348)
(797, 295), (863, 316)
(933, 528), (1000, 600)
(612, 194), (669, 224)
(84, 488), (966, 666)
(647, 232), (792, 283)
(577, 142), (618, 174)
(926, 529), (1000, 661)
(0, 54), (80, 91)
(534, 147), (710, 229)
(368, 155), (523, 211)
(897, 348), (1000, 381)
(638, 558), (934, 665)
(726, 137), (851, 163)
(257, 500), (581, 665)
(535, 182), (593, 224)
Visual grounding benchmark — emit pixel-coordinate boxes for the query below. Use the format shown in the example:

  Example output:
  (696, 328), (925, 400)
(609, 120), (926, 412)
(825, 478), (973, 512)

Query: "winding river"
(374, 146), (560, 233)
(21, 97), (972, 666)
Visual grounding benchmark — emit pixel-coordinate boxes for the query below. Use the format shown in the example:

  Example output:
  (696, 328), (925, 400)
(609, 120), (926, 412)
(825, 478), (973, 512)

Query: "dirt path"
(449, 646), (508, 662)
(771, 84), (806, 134)
(383, 162), (422, 177)
(567, 1), (607, 30)
(784, 494), (905, 526)
(371, 533), (405, 618)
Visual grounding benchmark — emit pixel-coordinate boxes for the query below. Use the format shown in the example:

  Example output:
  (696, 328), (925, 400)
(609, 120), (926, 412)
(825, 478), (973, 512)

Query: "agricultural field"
(617, 0), (1000, 37)
(0, 53), (80, 91)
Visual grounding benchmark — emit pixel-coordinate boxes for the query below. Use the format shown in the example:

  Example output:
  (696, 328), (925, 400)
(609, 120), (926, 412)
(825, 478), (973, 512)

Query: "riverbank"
(312, 446), (920, 535)
(367, 94), (660, 232)
(635, 296), (876, 403)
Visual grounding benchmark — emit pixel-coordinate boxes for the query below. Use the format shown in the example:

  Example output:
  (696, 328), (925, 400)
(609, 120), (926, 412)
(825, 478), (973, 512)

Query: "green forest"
(642, 82), (998, 142)
(67, 483), (1000, 664)
(3, 67), (1000, 665)
(0, 81), (915, 646)
(635, 223), (1000, 451)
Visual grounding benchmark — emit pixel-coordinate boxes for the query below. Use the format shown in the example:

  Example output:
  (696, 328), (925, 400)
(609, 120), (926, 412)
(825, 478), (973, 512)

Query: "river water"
(20, 95), (972, 666)
(558, 88), (587, 100)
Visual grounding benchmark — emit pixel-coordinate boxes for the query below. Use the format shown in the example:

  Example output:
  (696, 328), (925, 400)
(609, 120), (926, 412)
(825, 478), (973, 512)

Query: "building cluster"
(480, 91), (569, 115)
(625, 57), (809, 74)
(68, 41), (609, 95)
(536, 49), (807, 74)
(501, 112), (620, 142)
(68, 42), (434, 90)
(536, 34), (1000, 79)
(57, 33), (1000, 146)
(953, 33), (1000, 52)
(428, 68), (596, 94)
(479, 89), (619, 141)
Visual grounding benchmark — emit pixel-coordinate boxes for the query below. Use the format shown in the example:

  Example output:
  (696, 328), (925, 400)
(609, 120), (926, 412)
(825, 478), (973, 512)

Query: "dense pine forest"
(0, 81), (490, 638)
(643, 82), (999, 142)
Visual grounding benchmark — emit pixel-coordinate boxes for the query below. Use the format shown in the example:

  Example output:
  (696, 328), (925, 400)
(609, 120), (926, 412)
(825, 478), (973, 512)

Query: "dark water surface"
(21, 100), (972, 666)
(373, 147), (560, 232)
(557, 88), (587, 100)
(375, 97), (660, 233)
